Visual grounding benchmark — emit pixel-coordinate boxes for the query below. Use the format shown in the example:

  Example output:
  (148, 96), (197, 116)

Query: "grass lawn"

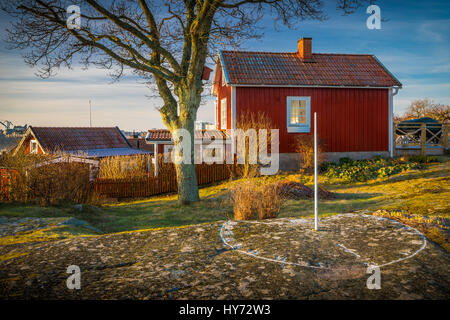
(0, 156), (448, 234)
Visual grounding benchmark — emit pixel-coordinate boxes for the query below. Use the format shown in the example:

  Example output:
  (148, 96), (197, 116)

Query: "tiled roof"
(219, 51), (402, 87)
(66, 148), (151, 158)
(30, 127), (131, 152)
(146, 129), (229, 142)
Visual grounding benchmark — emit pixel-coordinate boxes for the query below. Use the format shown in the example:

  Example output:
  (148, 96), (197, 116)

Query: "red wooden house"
(212, 37), (402, 170)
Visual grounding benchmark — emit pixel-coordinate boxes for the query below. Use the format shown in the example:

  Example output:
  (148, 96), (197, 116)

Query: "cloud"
(417, 20), (450, 43)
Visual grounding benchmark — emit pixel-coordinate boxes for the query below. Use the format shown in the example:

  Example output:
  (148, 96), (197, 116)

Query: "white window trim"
(286, 96), (311, 133)
(30, 139), (38, 154)
(221, 97), (227, 129)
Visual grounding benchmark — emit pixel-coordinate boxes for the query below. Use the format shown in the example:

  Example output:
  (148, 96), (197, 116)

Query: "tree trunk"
(172, 85), (201, 204)
(175, 161), (199, 204)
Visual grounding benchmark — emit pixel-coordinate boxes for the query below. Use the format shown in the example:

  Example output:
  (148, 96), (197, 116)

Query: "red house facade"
(212, 37), (402, 169)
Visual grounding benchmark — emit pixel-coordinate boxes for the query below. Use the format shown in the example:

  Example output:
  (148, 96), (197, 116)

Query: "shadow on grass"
(280, 191), (384, 219)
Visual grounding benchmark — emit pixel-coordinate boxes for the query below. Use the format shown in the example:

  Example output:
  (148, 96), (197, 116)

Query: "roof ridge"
(221, 50), (373, 56)
(218, 49), (401, 88)
(32, 126), (118, 129)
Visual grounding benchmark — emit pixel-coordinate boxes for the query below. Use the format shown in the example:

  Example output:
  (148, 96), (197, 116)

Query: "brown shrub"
(257, 182), (284, 219)
(234, 110), (273, 178)
(230, 179), (285, 220)
(294, 135), (325, 170)
(276, 180), (335, 200)
(1, 151), (91, 205)
(27, 161), (91, 205)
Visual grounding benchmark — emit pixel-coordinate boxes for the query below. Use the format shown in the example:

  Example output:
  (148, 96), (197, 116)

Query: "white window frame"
(221, 97), (227, 129)
(30, 140), (38, 154)
(286, 96), (311, 133)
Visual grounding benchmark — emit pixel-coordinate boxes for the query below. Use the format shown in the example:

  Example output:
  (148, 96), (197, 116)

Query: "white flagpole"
(314, 112), (318, 231)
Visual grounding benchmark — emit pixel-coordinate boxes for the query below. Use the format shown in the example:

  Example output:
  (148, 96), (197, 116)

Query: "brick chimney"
(297, 37), (313, 61)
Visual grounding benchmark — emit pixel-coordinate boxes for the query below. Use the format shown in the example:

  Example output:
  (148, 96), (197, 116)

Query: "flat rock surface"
(0, 214), (449, 299)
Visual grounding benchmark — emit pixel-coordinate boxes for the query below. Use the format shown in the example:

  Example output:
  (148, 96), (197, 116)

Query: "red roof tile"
(219, 51), (401, 88)
(30, 127), (131, 152)
(146, 129), (229, 141)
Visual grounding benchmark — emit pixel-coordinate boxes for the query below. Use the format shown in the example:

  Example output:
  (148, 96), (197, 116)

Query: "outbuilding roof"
(145, 129), (229, 142)
(30, 127), (131, 151)
(217, 51), (402, 88)
(14, 126), (151, 157)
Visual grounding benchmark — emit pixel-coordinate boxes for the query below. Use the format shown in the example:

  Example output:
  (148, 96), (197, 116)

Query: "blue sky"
(0, 0), (449, 131)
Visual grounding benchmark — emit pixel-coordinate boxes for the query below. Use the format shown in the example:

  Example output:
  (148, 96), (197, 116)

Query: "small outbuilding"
(14, 126), (150, 158)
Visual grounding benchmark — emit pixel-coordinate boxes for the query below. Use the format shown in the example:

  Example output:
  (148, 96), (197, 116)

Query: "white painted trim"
(220, 97), (227, 130)
(231, 86), (237, 155)
(145, 139), (172, 144)
(30, 139), (38, 154)
(388, 88), (394, 157)
(231, 86), (236, 130)
(286, 96), (311, 133)
(214, 98), (218, 127)
(152, 142), (159, 176)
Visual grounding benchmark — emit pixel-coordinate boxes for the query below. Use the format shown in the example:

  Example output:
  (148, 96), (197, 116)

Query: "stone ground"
(0, 214), (449, 299)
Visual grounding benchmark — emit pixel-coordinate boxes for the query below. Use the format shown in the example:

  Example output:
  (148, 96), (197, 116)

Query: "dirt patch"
(276, 181), (335, 200)
(0, 214), (448, 300)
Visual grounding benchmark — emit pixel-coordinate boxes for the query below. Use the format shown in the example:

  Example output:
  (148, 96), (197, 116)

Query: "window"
(221, 98), (227, 129)
(30, 140), (38, 154)
(287, 96), (311, 133)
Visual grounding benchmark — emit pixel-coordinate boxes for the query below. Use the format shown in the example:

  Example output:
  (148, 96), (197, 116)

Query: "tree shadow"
(332, 192), (382, 200)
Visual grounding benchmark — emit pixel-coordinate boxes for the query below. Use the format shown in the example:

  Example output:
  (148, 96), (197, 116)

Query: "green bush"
(322, 157), (422, 183)
(406, 155), (438, 164)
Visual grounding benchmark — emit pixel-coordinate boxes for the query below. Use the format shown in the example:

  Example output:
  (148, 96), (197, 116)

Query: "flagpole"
(314, 112), (318, 231)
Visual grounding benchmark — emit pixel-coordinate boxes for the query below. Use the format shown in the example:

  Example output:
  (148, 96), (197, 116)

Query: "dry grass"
(1, 151), (91, 205)
(99, 154), (152, 179)
(99, 154), (174, 179)
(230, 179), (256, 220)
(234, 110), (273, 178)
(294, 135), (325, 170)
(373, 209), (449, 252)
(257, 182), (285, 219)
(230, 179), (285, 220)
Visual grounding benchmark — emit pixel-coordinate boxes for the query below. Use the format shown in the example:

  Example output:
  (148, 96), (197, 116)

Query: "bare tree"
(400, 98), (449, 123)
(1, 0), (366, 204)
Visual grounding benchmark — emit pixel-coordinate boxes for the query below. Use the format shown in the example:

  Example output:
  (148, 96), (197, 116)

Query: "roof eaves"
(371, 54), (402, 88)
(219, 50), (231, 85)
(13, 126), (47, 156)
(116, 126), (133, 148)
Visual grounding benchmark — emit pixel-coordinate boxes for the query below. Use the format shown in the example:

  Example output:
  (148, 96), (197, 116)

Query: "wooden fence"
(92, 163), (233, 198)
(394, 123), (449, 156)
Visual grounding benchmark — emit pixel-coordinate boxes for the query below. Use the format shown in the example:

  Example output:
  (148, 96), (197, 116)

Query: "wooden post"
(393, 123), (397, 157)
(421, 123), (426, 156)
(153, 142), (159, 177)
(443, 124), (448, 151)
(314, 112), (318, 232)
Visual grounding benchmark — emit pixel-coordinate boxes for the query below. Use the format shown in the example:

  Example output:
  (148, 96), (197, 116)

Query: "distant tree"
(1, 0), (368, 204)
(399, 98), (449, 123)
(428, 103), (450, 123)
